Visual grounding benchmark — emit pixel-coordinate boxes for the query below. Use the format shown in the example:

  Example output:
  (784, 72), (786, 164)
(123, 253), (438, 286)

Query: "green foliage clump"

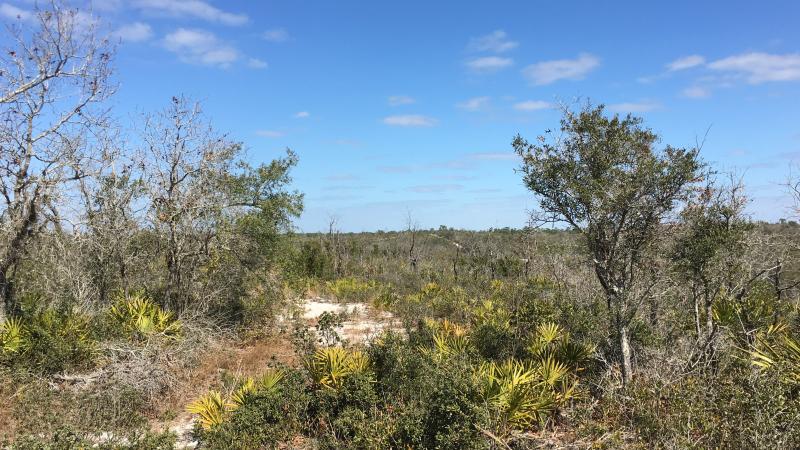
(1, 303), (96, 375)
(192, 369), (309, 450)
(598, 369), (800, 449)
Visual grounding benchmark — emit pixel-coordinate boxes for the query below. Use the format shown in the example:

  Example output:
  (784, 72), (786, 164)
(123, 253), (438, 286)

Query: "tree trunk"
(619, 323), (633, 386)
(0, 268), (10, 320)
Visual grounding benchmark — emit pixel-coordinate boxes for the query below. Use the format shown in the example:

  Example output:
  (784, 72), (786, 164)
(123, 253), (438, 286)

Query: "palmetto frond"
(110, 291), (182, 338)
(750, 324), (800, 386)
(537, 355), (569, 387)
(0, 317), (25, 354)
(528, 322), (594, 374)
(309, 347), (371, 389)
(187, 391), (233, 429)
(475, 359), (556, 430)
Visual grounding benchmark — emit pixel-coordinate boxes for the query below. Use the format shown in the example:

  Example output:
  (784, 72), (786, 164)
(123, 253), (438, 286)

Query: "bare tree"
(140, 96), (239, 310)
(0, 2), (114, 317)
(406, 210), (418, 274)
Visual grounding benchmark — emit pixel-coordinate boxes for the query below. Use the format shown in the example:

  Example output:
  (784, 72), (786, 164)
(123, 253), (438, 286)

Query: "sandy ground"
(302, 297), (402, 343)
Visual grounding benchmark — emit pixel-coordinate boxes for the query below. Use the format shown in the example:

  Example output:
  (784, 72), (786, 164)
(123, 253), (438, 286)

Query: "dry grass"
(154, 331), (298, 431)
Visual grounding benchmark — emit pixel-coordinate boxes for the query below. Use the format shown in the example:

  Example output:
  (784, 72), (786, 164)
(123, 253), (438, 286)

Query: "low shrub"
(193, 369), (309, 449)
(5, 426), (176, 450)
(1, 305), (97, 375)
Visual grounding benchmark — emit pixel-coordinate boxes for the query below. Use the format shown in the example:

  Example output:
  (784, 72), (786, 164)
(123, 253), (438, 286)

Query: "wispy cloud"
(294, 111), (310, 118)
(133, 0), (248, 26)
(682, 86), (711, 99)
(465, 56), (513, 73)
(383, 115), (438, 127)
(113, 22), (154, 43)
(247, 58), (268, 69)
(522, 53), (600, 85)
(408, 184), (464, 193)
(607, 101), (661, 113)
(163, 28), (238, 67)
(469, 152), (520, 161)
(468, 30), (518, 53)
(667, 55), (706, 71)
(324, 173), (359, 182)
(256, 130), (284, 138)
(262, 28), (290, 42)
(457, 96), (490, 112)
(513, 100), (551, 111)
(708, 52), (800, 83)
(378, 153), (518, 175)
(388, 95), (415, 106)
(0, 3), (32, 21)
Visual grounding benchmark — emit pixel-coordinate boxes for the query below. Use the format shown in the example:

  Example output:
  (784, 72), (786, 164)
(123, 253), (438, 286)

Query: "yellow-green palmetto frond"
(432, 331), (470, 358)
(230, 377), (257, 408)
(476, 359), (555, 430)
(0, 317), (25, 354)
(110, 292), (182, 338)
(309, 347), (370, 389)
(528, 322), (594, 374)
(440, 319), (468, 337)
(187, 391), (233, 429)
(750, 324), (800, 386)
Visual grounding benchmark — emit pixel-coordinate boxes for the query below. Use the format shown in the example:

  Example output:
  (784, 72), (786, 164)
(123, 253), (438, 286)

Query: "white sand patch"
(300, 297), (403, 343)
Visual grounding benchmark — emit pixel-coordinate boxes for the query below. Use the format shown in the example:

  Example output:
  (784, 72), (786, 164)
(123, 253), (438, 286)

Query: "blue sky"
(5, 0), (800, 231)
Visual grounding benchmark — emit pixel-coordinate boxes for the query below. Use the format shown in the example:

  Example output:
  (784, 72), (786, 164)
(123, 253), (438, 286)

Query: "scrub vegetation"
(2, 3), (800, 449)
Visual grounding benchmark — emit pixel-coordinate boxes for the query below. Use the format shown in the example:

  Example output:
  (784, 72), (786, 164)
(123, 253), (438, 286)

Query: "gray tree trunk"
(619, 323), (633, 386)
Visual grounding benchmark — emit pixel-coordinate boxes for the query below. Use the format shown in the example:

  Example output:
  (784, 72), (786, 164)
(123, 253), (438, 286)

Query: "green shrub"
(187, 368), (287, 430)
(596, 368), (800, 449)
(194, 369), (309, 449)
(6, 426), (176, 450)
(1, 306), (97, 374)
(10, 380), (152, 441)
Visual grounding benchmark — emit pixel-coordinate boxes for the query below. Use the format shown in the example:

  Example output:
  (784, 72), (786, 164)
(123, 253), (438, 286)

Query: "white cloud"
(468, 30), (518, 53)
(666, 55), (705, 71)
(383, 115), (438, 127)
(388, 95), (415, 106)
(93, 0), (124, 12)
(682, 86), (711, 99)
(607, 101), (661, 113)
(465, 56), (513, 73)
(708, 52), (800, 83)
(262, 28), (290, 42)
(522, 53), (600, 85)
(133, 0), (247, 26)
(513, 100), (551, 111)
(256, 130), (284, 138)
(247, 58), (268, 69)
(247, 58), (269, 69)
(113, 22), (154, 43)
(294, 111), (310, 118)
(163, 28), (239, 68)
(457, 96), (490, 112)
(0, 3), (32, 21)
